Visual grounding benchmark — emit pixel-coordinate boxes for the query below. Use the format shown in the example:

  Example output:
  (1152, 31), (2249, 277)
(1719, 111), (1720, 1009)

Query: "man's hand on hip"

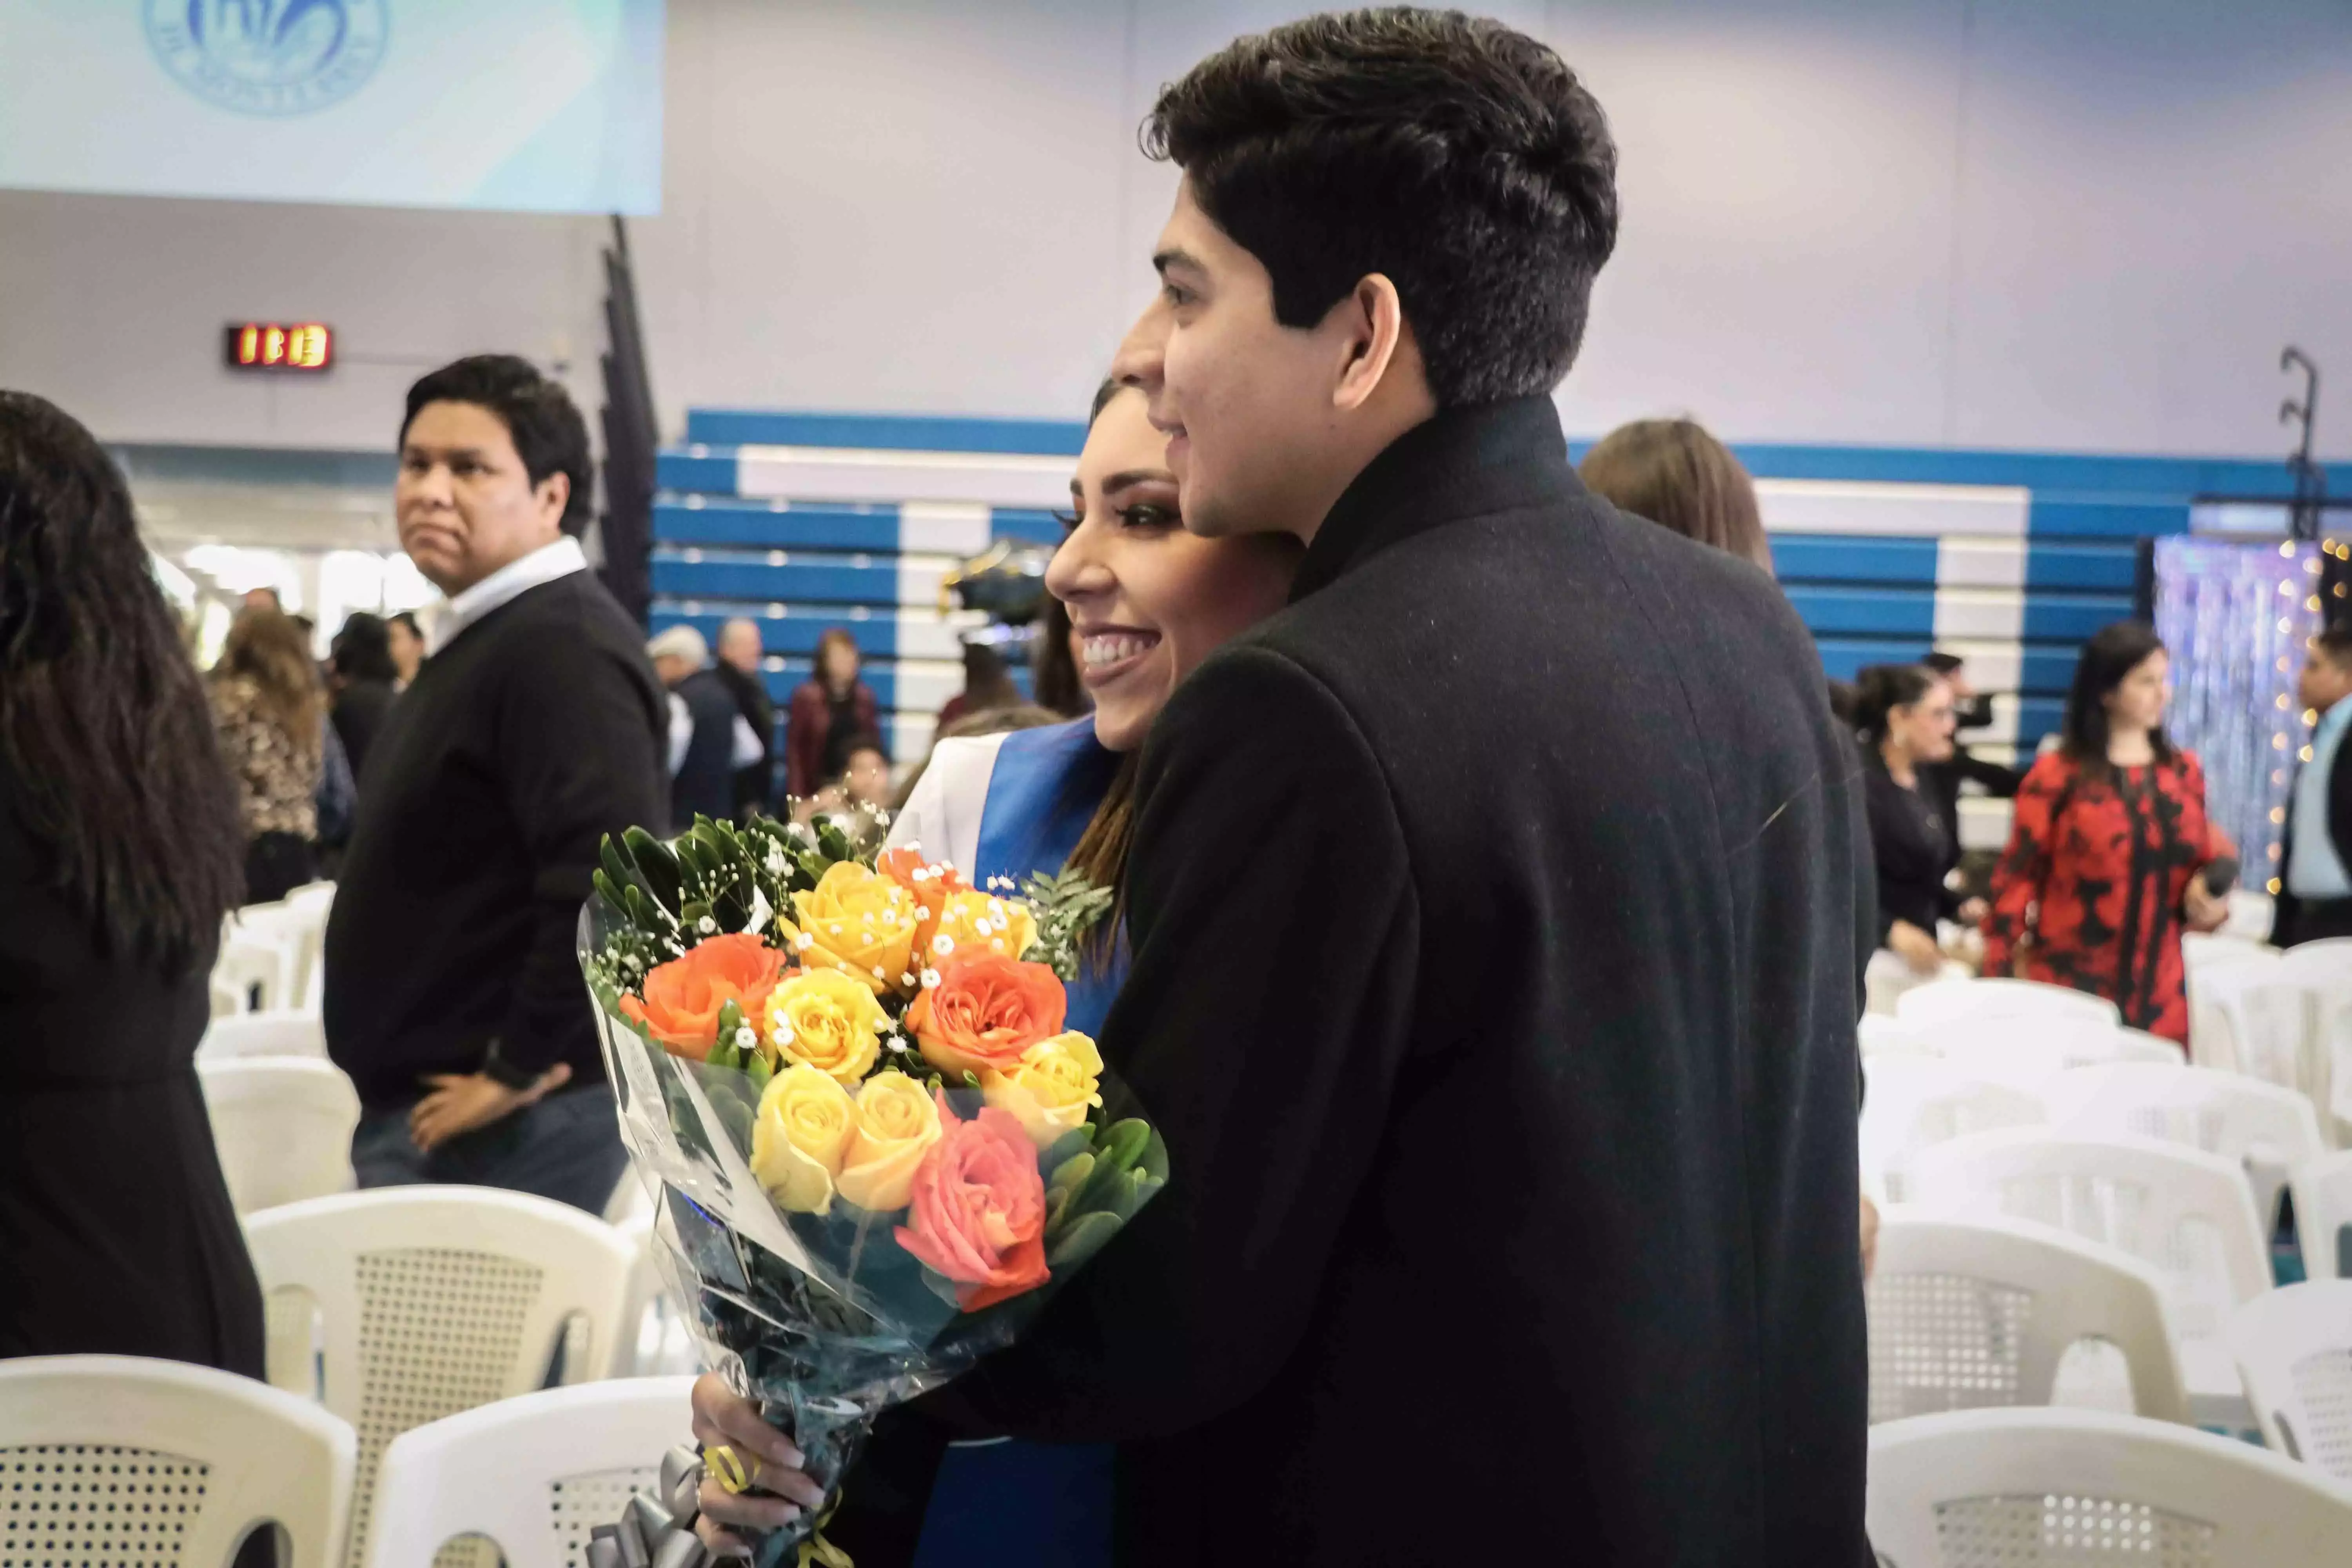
(410, 1062), (572, 1151)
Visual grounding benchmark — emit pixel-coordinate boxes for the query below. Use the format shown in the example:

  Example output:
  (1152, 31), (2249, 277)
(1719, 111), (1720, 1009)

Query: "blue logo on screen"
(144, 0), (389, 117)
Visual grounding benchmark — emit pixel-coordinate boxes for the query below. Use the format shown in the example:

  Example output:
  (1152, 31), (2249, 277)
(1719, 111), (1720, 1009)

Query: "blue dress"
(913, 718), (1122, 1568)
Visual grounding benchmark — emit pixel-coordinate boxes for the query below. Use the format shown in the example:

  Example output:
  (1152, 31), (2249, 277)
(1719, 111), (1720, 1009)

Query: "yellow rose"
(750, 1065), (855, 1214)
(763, 968), (887, 1087)
(981, 1031), (1104, 1148)
(780, 862), (921, 995)
(929, 889), (1040, 965)
(836, 1070), (945, 1211)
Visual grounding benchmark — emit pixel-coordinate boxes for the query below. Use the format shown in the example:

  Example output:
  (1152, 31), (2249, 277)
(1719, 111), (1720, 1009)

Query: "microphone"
(2202, 857), (2240, 898)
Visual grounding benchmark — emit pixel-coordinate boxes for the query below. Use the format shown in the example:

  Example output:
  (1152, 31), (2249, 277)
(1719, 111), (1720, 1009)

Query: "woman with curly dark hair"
(0, 389), (261, 1374)
(211, 603), (327, 902)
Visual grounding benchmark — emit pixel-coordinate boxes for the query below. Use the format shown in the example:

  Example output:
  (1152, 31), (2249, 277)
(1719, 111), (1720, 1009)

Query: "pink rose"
(893, 1095), (1051, 1310)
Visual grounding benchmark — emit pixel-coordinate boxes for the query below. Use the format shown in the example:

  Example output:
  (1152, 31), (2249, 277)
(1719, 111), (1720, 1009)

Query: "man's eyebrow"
(1152, 247), (1206, 277)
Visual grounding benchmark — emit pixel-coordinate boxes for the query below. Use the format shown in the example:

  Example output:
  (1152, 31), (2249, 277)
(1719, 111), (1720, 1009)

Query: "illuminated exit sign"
(224, 322), (333, 372)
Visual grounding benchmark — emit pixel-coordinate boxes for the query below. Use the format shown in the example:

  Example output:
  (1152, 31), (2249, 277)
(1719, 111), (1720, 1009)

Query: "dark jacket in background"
(332, 677), (398, 782)
(1865, 744), (1962, 944)
(2274, 724), (2352, 947)
(1917, 746), (2022, 852)
(785, 679), (879, 800)
(951, 397), (1875, 1566)
(671, 666), (741, 831)
(713, 660), (776, 819)
(0, 778), (263, 1375)
(323, 572), (667, 1110)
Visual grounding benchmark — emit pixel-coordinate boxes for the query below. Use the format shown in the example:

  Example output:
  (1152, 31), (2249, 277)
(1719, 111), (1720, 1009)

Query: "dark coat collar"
(1290, 394), (1581, 603)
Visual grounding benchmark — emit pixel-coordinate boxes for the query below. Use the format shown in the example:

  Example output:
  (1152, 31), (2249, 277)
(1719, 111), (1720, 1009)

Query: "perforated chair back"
(2296, 1151), (2352, 1283)
(1908, 1015), (2178, 1092)
(1860, 1056), (2047, 1204)
(1868, 1214), (2187, 1425)
(197, 1010), (329, 1063)
(363, 1377), (695, 1568)
(1866, 1407), (2352, 1565)
(197, 1058), (360, 1216)
(231, 895), (332, 1017)
(2045, 1062), (2326, 1237)
(1895, 978), (2121, 1031)
(2228, 1281), (2352, 1481)
(242, 1188), (639, 1568)
(0, 1354), (356, 1568)
(1907, 1130), (2273, 1364)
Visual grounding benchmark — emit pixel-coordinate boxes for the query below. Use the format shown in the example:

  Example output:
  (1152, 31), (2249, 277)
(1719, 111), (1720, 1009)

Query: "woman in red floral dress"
(1982, 622), (2232, 1043)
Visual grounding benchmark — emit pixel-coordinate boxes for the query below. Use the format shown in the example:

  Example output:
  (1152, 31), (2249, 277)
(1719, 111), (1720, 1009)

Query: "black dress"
(0, 778), (264, 1374)
(1864, 744), (1962, 943)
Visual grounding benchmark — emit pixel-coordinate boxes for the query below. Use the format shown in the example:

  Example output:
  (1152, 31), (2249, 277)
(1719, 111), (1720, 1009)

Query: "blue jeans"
(352, 1082), (628, 1216)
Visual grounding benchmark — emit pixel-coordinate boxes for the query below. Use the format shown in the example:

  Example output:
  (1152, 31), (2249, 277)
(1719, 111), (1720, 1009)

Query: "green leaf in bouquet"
(591, 866), (628, 918)
(1047, 1151), (1096, 1200)
(1091, 1118), (1151, 1181)
(599, 836), (638, 899)
(623, 826), (684, 912)
(716, 999), (746, 1052)
(707, 1035), (741, 1073)
(1138, 1126), (1169, 1187)
(1044, 1209), (1124, 1271)
(680, 900), (712, 933)
(742, 1049), (773, 1096)
(1041, 1124), (1097, 1174)
(1041, 1182), (1074, 1236)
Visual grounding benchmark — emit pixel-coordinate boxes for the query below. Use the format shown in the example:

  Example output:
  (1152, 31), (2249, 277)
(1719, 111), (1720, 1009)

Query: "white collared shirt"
(420, 535), (589, 658)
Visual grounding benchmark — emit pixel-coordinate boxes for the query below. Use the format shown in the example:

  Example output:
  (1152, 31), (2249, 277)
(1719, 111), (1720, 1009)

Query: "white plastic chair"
(364, 1376), (696, 1568)
(214, 928), (298, 1013)
(1860, 1056), (2046, 1204)
(2226, 887), (2279, 941)
(1909, 1014), (2180, 1091)
(233, 892), (334, 1013)
(243, 1187), (640, 1568)
(2229, 1281), (2352, 1480)
(2045, 1062), (2326, 1237)
(1867, 1214), (2188, 1424)
(1896, 977), (2121, 1031)
(2185, 942), (2285, 1075)
(0, 1354), (356, 1568)
(198, 1058), (361, 1215)
(197, 1008), (330, 1062)
(1866, 1407), (2352, 1566)
(2296, 1150), (2352, 1282)
(1907, 1129), (2274, 1427)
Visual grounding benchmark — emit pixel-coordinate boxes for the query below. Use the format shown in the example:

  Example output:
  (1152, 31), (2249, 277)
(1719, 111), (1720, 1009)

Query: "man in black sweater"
(700, 12), (1872, 1564)
(326, 356), (666, 1215)
(715, 617), (778, 818)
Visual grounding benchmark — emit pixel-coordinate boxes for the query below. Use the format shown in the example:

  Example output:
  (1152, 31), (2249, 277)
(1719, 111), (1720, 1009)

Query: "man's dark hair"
(1922, 651), (1965, 679)
(399, 354), (593, 534)
(1145, 7), (1618, 406)
(2314, 623), (2352, 668)
(388, 610), (421, 639)
(333, 612), (399, 683)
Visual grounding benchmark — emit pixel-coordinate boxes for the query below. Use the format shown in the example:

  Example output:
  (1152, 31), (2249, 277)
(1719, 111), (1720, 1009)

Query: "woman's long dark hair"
(2061, 620), (2176, 785)
(0, 392), (243, 969)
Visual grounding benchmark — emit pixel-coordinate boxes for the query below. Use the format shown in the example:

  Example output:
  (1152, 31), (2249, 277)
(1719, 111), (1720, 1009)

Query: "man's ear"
(535, 470), (572, 532)
(1328, 273), (1413, 414)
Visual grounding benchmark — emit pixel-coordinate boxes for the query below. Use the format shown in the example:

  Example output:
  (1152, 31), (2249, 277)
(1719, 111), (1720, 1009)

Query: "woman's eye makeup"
(1116, 503), (1176, 529)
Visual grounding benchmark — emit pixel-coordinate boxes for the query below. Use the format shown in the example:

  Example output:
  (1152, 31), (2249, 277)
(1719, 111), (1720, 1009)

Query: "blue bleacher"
(657, 411), (2272, 771)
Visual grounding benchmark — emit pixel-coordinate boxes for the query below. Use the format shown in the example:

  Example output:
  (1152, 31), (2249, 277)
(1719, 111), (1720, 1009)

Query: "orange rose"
(893, 1095), (1051, 1310)
(877, 846), (970, 957)
(618, 932), (789, 1060)
(905, 951), (1067, 1079)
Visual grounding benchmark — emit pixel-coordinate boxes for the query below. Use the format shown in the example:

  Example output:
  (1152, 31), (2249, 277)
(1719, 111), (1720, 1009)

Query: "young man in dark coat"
(697, 11), (1873, 1564)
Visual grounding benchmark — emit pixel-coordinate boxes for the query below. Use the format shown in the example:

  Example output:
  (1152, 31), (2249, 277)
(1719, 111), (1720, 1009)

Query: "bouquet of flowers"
(577, 813), (1158, 1566)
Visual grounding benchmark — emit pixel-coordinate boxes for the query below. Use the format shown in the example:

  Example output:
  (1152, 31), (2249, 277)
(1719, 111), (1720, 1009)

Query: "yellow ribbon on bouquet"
(703, 1448), (852, 1568)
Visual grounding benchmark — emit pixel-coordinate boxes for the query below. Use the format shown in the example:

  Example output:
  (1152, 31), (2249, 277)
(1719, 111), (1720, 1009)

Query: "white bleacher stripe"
(735, 446), (1071, 508)
(898, 502), (993, 555)
(1977, 693), (2023, 746)
(897, 556), (955, 612)
(1958, 796), (2014, 853)
(889, 712), (936, 763)
(891, 659), (966, 712)
(1933, 639), (2022, 692)
(1932, 589), (2027, 643)
(1757, 478), (2029, 538)
(1936, 537), (2029, 590)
